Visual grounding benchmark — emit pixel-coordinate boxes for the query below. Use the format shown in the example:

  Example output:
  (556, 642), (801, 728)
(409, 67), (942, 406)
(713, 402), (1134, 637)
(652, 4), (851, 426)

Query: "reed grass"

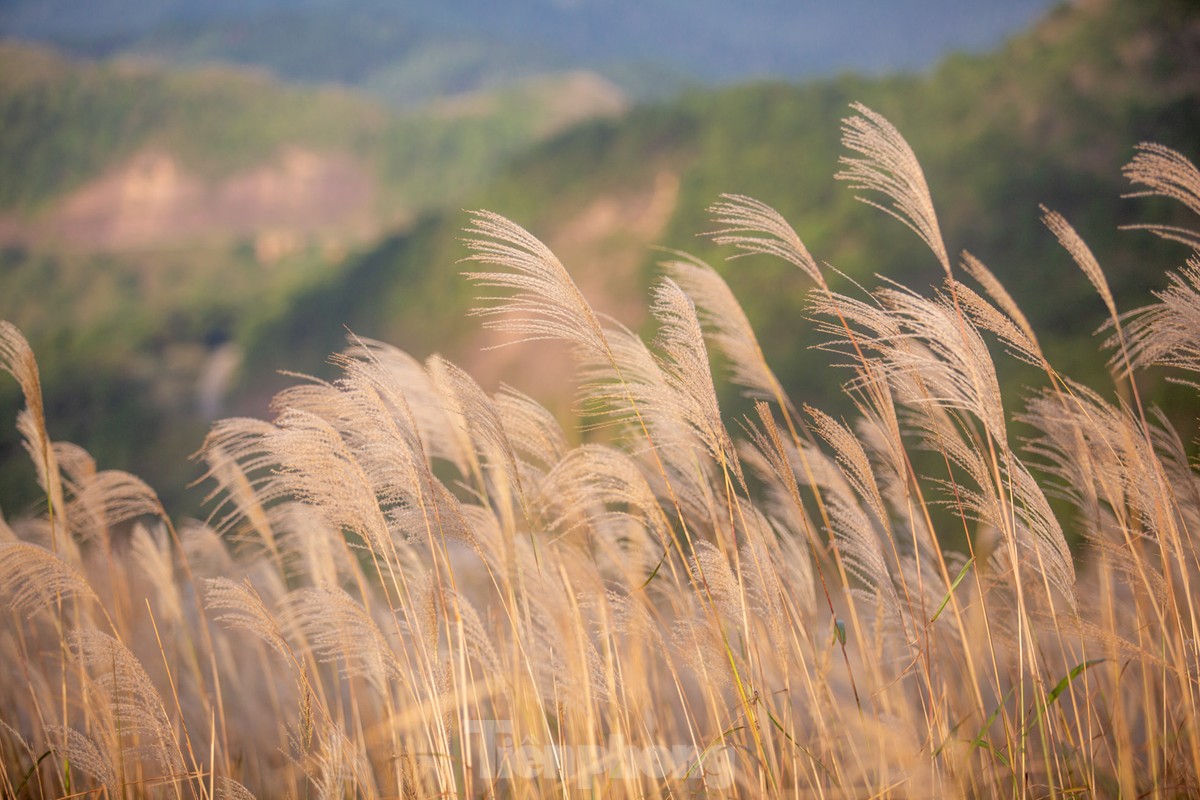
(1, 104), (1198, 798)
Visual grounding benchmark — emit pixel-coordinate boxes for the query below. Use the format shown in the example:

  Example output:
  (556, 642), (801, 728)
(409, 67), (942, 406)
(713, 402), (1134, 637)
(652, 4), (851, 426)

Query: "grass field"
(1, 104), (1198, 798)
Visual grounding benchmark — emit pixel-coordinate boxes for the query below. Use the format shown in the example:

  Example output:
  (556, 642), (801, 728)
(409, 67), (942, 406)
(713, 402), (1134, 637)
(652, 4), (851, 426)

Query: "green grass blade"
(14, 750), (52, 797)
(930, 556), (974, 624)
(961, 686), (1015, 765)
(1035, 659), (1104, 725)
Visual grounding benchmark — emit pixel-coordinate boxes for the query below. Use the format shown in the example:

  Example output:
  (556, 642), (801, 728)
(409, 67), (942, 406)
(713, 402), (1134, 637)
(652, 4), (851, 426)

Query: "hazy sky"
(0, 0), (1063, 86)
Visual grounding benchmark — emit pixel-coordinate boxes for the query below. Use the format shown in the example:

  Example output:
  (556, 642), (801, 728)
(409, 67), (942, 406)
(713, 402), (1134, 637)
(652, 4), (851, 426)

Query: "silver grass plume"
(398, 569), (442, 658)
(459, 212), (714, 511)
(923, 398), (1077, 610)
(0, 322), (65, 536)
(707, 193), (823, 284)
(959, 252), (1044, 365)
(758, 401), (899, 614)
(458, 216), (726, 550)
(425, 354), (485, 485)
(1020, 386), (1111, 538)
(574, 319), (663, 425)
(0, 719), (34, 766)
(849, 381), (909, 513)
(1121, 142), (1200, 250)
(318, 352), (476, 556)
(70, 628), (185, 773)
(606, 590), (666, 651)
(204, 577), (292, 661)
(429, 356), (521, 487)
(999, 454), (1078, 611)
(309, 725), (373, 800)
(887, 286), (1006, 439)
(268, 375), (339, 417)
(739, 508), (804, 640)
(342, 337), (473, 475)
(809, 288), (903, 368)
(270, 407), (393, 558)
(689, 540), (744, 624)
(533, 444), (667, 587)
(66, 469), (165, 542)
(537, 443), (670, 548)
(825, 494), (905, 631)
(13, 417), (76, 559)
(495, 383), (569, 472)
(0, 541), (98, 618)
(1022, 380), (1177, 558)
(452, 585), (502, 676)
(806, 406), (888, 529)
(316, 357), (430, 497)
(665, 255), (793, 411)
(949, 278), (1046, 370)
(672, 612), (735, 695)
(836, 102), (951, 275)
(651, 278), (744, 486)
(461, 210), (609, 359)
(130, 523), (183, 626)
(270, 502), (356, 588)
(216, 777), (258, 800)
(54, 440), (96, 486)
(46, 725), (117, 795)
(198, 417), (280, 542)
(179, 520), (236, 577)
(736, 438), (818, 609)
(573, 321), (724, 530)
(1043, 206), (1144, 407)
(821, 283), (1006, 443)
(737, 404), (824, 581)
(1042, 206), (1120, 325)
(280, 586), (403, 694)
(430, 355), (530, 531)
(1118, 256), (1200, 379)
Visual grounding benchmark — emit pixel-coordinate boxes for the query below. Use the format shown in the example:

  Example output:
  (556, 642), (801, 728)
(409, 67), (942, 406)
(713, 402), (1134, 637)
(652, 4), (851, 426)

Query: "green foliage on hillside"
(252, 0), (1198, 425)
(0, 42), (620, 214)
(661, 0), (1199, 413)
(3, 0), (1197, 520)
(0, 240), (342, 514)
(0, 43), (389, 211)
(0, 43), (632, 514)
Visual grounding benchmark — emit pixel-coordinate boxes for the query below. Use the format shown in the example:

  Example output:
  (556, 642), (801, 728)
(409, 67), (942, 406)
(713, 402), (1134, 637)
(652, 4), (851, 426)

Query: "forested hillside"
(0, 41), (626, 216)
(2, 0), (1197, 518)
(4, 2), (1200, 796)
(244, 0), (1200, 416)
(0, 43), (625, 512)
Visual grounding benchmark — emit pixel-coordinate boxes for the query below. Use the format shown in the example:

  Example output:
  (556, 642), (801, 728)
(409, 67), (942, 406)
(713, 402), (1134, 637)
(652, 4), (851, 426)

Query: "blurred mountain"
(1, 0), (1056, 103)
(237, 0), (1200, 426)
(1, 0), (1197, 521)
(0, 40), (626, 513)
(0, 40), (626, 220)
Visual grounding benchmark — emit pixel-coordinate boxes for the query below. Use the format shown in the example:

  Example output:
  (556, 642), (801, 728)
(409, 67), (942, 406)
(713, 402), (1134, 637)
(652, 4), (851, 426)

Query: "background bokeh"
(1, 0), (1196, 517)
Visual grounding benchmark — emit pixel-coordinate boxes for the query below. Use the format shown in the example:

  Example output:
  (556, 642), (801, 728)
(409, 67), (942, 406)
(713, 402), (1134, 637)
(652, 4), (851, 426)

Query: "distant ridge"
(240, 0), (1200, 413)
(1, 0), (1056, 101)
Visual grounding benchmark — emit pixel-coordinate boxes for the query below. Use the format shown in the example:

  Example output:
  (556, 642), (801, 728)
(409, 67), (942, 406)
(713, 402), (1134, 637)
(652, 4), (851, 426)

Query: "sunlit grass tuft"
(1, 104), (1199, 798)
